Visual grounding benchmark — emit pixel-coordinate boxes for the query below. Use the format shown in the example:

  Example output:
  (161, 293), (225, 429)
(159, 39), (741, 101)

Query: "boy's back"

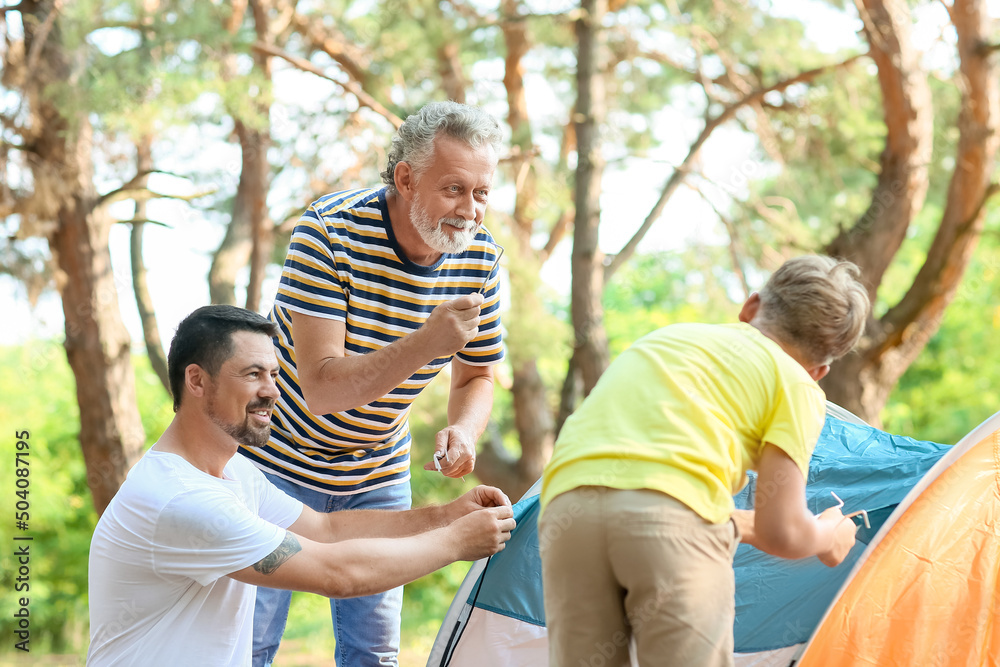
(541, 322), (825, 524)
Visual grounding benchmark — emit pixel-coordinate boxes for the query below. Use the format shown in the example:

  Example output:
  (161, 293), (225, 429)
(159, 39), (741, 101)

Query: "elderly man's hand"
(421, 293), (484, 359)
(423, 424), (477, 478)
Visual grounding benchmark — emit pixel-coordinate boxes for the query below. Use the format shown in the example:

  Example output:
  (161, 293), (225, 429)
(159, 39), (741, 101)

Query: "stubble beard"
(411, 191), (477, 255)
(207, 395), (274, 449)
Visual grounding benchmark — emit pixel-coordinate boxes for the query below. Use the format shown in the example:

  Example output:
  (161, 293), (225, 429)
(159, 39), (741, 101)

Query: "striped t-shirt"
(241, 187), (505, 495)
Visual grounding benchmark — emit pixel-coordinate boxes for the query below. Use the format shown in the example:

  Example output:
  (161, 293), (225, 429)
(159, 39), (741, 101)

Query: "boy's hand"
(816, 506), (857, 567)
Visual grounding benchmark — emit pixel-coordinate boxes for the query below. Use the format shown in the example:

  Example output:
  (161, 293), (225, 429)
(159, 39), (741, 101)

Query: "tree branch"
(443, 0), (494, 23)
(114, 217), (172, 228)
(289, 11), (370, 87)
(251, 41), (403, 129)
(24, 0), (63, 83)
(129, 134), (170, 394)
(688, 182), (751, 299)
(823, 0), (934, 304)
(604, 53), (864, 283)
(101, 186), (216, 208)
(1, 139), (34, 153)
(97, 170), (208, 206)
(540, 209), (573, 263)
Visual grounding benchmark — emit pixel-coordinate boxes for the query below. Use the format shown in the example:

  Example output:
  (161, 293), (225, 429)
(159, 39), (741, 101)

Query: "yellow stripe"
(261, 449), (411, 482)
(316, 189), (378, 218)
(286, 242), (337, 269)
(277, 288), (345, 311)
(331, 410), (407, 433)
(281, 268), (342, 294)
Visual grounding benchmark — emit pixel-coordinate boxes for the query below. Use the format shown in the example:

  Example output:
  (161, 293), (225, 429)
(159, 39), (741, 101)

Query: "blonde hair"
(757, 255), (870, 365)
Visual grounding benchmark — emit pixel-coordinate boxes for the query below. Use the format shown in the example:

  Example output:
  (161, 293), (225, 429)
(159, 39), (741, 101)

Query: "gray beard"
(411, 194), (477, 254)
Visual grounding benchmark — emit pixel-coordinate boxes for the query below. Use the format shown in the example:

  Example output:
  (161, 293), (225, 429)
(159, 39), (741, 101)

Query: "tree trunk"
(240, 120), (273, 313)
(475, 358), (553, 500)
(210, 0), (274, 310)
(568, 0), (610, 399)
(53, 189), (146, 515)
(244, 0), (276, 313)
(437, 41), (467, 104)
(130, 135), (170, 393)
(208, 199), (253, 304)
(825, 0), (934, 299)
(822, 0), (997, 425)
(19, 0), (145, 515)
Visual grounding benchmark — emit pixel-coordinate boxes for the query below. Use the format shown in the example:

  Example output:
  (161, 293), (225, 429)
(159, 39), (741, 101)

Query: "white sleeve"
(152, 488), (288, 586)
(254, 470), (305, 528)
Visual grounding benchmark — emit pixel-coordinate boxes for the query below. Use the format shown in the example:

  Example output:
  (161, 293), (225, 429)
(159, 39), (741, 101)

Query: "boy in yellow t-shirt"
(539, 255), (870, 667)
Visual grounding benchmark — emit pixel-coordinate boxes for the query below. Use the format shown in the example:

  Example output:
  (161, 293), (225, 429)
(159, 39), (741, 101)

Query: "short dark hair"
(167, 305), (279, 411)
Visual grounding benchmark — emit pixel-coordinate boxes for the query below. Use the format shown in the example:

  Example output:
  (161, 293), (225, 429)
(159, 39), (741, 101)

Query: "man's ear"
(739, 292), (761, 323)
(394, 161), (416, 201)
(184, 364), (209, 399)
(808, 364), (830, 382)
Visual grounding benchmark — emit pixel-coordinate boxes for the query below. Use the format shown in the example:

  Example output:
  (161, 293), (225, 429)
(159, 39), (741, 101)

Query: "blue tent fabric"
(732, 417), (948, 652)
(462, 415), (949, 652)
(466, 488), (546, 626)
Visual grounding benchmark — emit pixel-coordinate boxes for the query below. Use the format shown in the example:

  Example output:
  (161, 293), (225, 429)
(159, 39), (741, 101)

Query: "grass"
(273, 561), (469, 666)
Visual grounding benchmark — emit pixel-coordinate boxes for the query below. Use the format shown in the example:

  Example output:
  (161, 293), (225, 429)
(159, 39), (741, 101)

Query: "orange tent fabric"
(798, 428), (1000, 666)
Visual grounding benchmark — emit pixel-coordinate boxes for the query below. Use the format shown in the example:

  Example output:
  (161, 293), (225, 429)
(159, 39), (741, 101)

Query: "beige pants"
(539, 487), (739, 667)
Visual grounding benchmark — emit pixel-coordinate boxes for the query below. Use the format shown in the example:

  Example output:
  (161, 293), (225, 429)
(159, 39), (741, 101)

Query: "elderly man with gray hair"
(244, 102), (506, 666)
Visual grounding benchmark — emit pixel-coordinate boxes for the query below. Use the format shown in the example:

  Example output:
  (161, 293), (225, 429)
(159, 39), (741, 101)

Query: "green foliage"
(883, 222), (1000, 444)
(743, 64), (885, 253)
(53, 0), (254, 137)
(743, 33), (965, 267)
(0, 342), (92, 656)
(503, 254), (573, 367)
(9, 0), (1000, 660)
(0, 343), (170, 657)
(603, 249), (745, 356)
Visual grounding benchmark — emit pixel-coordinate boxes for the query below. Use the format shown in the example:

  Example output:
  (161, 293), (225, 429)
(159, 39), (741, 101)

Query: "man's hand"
(815, 506), (857, 567)
(444, 485), (511, 523)
(424, 425), (477, 478)
(420, 293), (484, 359)
(449, 505), (516, 561)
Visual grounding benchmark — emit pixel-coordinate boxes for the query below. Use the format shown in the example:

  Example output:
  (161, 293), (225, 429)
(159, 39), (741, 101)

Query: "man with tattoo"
(87, 305), (515, 667)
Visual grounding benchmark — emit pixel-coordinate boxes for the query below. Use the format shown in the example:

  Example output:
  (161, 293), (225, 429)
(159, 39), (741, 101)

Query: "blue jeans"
(252, 472), (412, 667)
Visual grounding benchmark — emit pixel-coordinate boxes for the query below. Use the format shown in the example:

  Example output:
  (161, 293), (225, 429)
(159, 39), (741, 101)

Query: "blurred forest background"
(3, 0), (1000, 663)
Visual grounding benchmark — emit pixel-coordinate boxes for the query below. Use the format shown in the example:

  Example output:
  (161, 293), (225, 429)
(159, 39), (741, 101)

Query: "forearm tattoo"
(252, 532), (302, 575)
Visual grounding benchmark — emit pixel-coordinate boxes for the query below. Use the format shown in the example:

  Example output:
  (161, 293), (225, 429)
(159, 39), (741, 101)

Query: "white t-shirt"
(87, 450), (304, 666)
